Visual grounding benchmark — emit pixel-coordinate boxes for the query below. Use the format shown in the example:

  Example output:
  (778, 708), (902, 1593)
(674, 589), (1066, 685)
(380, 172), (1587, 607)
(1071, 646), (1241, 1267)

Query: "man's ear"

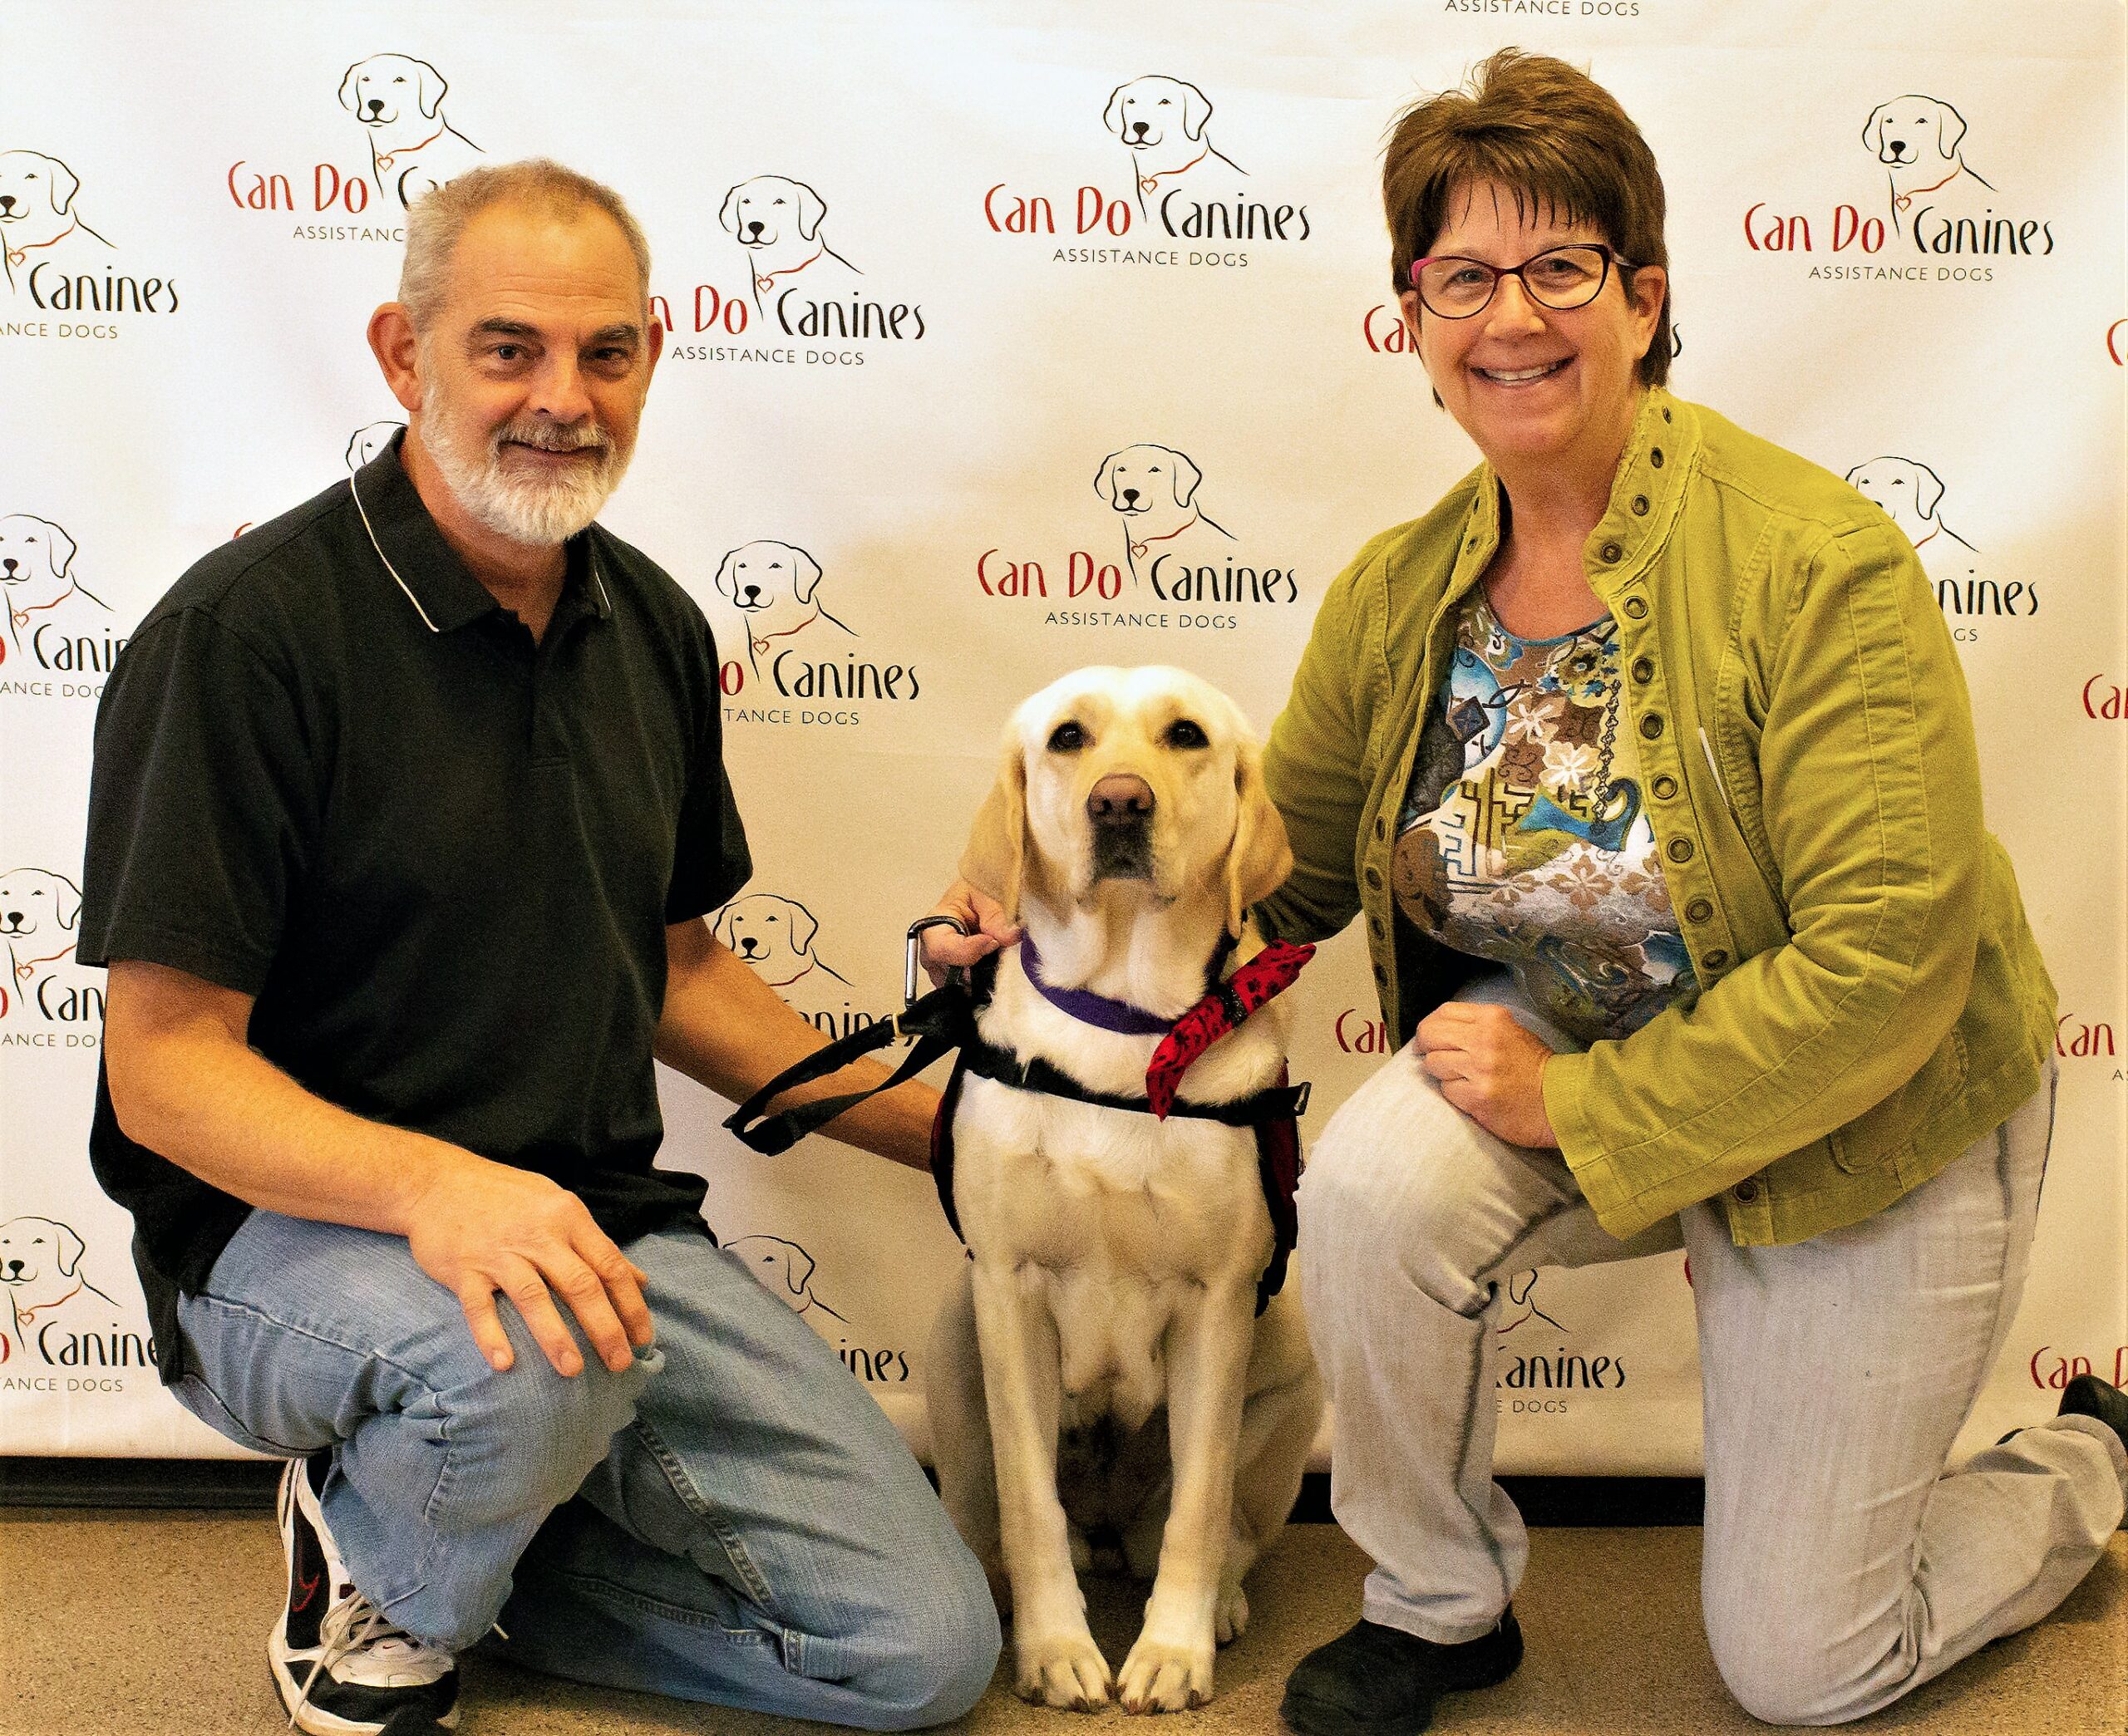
(960, 735), (1030, 924)
(1225, 739), (1292, 937)
(367, 303), (426, 416)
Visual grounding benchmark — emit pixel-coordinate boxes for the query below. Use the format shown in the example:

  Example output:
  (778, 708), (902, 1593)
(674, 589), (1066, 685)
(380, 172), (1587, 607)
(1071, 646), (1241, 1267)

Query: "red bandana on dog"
(1145, 940), (1316, 1119)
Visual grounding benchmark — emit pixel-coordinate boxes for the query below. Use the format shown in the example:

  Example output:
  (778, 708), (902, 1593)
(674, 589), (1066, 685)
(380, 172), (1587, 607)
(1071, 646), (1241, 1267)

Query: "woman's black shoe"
(2058, 1373), (2128, 1453)
(1279, 1608), (1523, 1736)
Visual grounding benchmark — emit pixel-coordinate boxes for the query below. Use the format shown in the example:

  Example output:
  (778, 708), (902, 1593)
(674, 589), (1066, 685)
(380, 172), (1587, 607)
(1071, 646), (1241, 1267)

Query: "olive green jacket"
(1259, 388), (2057, 1246)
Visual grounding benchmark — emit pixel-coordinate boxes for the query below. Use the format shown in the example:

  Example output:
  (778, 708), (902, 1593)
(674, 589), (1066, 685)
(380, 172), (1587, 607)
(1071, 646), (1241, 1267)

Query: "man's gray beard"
(419, 373), (633, 547)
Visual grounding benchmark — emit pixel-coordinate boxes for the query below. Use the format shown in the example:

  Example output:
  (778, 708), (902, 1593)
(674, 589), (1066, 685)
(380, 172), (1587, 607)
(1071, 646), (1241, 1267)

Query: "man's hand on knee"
(404, 1160), (655, 1377)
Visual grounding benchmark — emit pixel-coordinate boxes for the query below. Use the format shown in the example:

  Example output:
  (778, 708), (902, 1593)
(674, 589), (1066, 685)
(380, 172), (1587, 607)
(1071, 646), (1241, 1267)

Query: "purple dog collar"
(1017, 932), (1234, 1035)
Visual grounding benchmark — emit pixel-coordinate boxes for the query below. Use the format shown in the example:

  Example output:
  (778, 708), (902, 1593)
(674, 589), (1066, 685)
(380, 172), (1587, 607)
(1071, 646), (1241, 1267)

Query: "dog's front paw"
(1116, 1631), (1214, 1713)
(1214, 1576), (1249, 1645)
(1014, 1629), (1112, 1711)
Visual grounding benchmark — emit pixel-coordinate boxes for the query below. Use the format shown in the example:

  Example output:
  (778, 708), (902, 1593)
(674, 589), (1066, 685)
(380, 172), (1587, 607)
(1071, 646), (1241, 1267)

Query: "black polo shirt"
(78, 434), (751, 1383)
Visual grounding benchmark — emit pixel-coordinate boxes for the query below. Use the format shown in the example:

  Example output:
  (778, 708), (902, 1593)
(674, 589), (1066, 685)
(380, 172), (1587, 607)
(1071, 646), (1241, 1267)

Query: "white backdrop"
(2, 0), (2122, 1475)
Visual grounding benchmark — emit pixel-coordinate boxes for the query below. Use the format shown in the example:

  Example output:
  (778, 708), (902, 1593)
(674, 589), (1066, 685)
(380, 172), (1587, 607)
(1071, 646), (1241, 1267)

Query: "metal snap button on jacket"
(1667, 837), (1696, 863)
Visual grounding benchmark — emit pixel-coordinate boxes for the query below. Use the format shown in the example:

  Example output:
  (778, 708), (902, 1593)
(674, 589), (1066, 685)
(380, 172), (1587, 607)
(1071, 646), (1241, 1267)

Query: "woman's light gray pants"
(1297, 975), (2124, 1726)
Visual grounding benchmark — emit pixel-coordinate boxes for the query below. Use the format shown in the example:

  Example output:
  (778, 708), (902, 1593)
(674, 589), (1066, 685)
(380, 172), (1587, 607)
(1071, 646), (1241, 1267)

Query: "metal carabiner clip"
(904, 914), (973, 1008)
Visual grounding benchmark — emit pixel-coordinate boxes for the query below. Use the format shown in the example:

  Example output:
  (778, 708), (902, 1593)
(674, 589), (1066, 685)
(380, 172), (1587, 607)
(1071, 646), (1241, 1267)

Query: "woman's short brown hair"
(1383, 48), (1672, 386)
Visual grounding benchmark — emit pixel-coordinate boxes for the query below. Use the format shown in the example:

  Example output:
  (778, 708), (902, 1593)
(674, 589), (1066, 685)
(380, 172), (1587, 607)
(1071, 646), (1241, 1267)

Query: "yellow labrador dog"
(927, 666), (1321, 1714)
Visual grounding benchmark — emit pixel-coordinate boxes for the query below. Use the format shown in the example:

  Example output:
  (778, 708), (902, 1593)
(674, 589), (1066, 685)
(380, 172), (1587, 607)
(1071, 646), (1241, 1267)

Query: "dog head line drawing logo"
(346, 421), (404, 473)
(0, 1215), (121, 1364)
(713, 893), (851, 991)
(1095, 444), (1234, 586)
(0, 150), (114, 293)
(1, 514), (107, 656)
(727, 1234), (849, 1323)
(1845, 456), (1977, 554)
(1103, 75), (1247, 216)
(338, 54), (485, 209)
(714, 539), (856, 677)
(1861, 96), (1994, 234)
(0, 865), (105, 1027)
(1498, 1271), (1566, 1336)
(719, 175), (861, 314)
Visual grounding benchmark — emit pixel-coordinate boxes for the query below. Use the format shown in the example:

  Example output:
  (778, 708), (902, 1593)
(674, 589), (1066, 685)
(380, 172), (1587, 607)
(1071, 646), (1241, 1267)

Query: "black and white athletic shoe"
(269, 1452), (460, 1733)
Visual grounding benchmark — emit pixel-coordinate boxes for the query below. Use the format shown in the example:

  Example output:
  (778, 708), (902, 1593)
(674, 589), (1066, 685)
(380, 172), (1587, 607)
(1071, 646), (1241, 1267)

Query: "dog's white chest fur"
(950, 955), (1281, 1431)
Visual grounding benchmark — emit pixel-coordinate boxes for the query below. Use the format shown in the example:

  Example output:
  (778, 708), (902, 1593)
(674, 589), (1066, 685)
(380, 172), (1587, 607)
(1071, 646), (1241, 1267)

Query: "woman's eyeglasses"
(1408, 243), (1631, 319)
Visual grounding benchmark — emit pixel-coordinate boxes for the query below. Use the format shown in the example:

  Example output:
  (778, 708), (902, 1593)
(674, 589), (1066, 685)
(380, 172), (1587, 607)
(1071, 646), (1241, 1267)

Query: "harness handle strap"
(724, 991), (968, 1154)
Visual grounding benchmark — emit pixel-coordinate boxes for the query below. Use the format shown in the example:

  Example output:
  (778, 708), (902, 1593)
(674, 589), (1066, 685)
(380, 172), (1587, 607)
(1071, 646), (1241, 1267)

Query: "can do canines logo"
(983, 74), (1312, 271)
(224, 52), (486, 243)
(976, 443), (1302, 632)
(0, 1214), (150, 1379)
(0, 514), (118, 692)
(1741, 94), (2054, 283)
(658, 176), (924, 369)
(1, 149), (179, 337)
(692, 538), (922, 730)
(1841, 455), (2035, 643)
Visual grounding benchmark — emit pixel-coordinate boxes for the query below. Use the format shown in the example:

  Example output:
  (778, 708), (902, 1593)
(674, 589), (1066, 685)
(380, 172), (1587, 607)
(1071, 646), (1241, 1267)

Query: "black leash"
(723, 917), (1308, 1155)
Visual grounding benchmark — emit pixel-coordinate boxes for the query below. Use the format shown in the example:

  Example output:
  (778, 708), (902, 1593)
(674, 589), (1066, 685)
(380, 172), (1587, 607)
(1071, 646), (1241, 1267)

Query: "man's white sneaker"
(269, 1453), (459, 1733)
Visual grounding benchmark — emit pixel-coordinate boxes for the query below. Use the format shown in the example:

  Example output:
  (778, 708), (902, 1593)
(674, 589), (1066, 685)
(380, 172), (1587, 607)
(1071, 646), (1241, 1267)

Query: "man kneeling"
(81, 160), (998, 1734)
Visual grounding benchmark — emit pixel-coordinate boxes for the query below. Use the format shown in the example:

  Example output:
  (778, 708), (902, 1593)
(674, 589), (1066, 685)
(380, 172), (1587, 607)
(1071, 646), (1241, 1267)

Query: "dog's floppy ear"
(1860, 101), (1889, 154)
(1930, 98), (1966, 160)
(338, 62), (364, 112)
(413, 58), (448, 120)
(45, 155), (80, 218)
(1912, 461), (1944, 521)
(53, 873), (81, 932)
(1225, 737), (1292, 938)
(786, 1240), (815, 1294)
(50, 1219), (86, 1279)
(961, 732), (1030, 924)
(783, 898), (818, 957)
(1170, 448), (1203, 509)
(790, 546), (823, 605)
(41, 517), (76, 578)
(796, 180), (827, 242)
(1180, 80), (1213, 142)
(715, 546), (741, 600)
(1094, 451), (1123, 505)
(1102, 81), (1131, 137)
(710, 902), (741, 948)
(718, 183), (745, 235)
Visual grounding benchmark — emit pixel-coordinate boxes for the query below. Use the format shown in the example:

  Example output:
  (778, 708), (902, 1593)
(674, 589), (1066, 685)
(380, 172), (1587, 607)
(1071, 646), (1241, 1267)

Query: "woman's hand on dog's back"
(921, 879), (1023, 984)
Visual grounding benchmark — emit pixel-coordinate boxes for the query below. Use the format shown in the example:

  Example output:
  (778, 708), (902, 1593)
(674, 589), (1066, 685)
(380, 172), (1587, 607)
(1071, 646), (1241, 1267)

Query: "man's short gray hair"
(398, 159), (653, 329)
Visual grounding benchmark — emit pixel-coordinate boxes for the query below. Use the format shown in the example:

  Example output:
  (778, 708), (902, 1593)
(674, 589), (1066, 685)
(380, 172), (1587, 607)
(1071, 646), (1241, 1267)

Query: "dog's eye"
(1165, 720), (1209, 750)
(1048, 722), (1087, 752)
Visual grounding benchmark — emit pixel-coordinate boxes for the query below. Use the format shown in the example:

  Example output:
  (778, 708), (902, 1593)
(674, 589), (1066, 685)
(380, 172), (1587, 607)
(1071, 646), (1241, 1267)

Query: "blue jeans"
(170, 1212), (1000, 1729)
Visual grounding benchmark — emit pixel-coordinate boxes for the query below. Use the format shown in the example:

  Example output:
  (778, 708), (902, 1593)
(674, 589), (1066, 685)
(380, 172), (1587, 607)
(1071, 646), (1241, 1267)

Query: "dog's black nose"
(1088, 775), (1155, 823)
(0, 197), (14, 213)
(1, 559), (16, 573)
(3, 1261), (22, 1277)
(1888, 141), (1908, 158)
(746, 221), (764, 237)
(367, 99), (384, 114)
(1121, 488), (1140, 505)
(741, 585), (760, 602)
(1130, 122), (1148, 139)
